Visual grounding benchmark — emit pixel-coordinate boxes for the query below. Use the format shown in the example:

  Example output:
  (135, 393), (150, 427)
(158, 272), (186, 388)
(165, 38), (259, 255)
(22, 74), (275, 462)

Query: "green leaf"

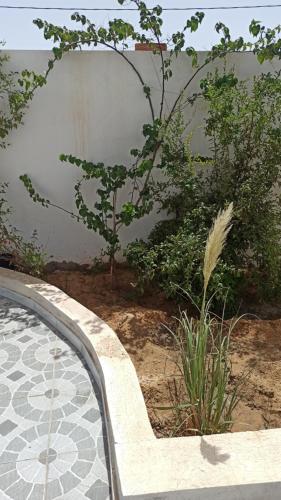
(130, 148), (140, 157)
(143, 85), (151, 98)
(257, 51), (265, 64)
(249, 20), (261, 37)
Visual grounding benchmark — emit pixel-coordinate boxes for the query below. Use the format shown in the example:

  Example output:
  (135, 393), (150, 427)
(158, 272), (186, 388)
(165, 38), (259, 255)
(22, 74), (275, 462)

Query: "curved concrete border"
(0, 268), (281, 500)
(0, 268), (155, 500)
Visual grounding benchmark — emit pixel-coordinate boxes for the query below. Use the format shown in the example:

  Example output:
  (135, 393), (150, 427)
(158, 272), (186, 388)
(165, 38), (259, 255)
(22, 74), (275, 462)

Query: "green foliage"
(0, 43), (48, 148)
(0, 183), (46, 276)
(204, 70), (281, 297)
(127, 70), (281, 309)
(126, 209), (241, 310)
(0, 45), (50, 276)
(167, 309), (240, 435)
(249, 21), (281, 63)
(21, 117), (162, 264)
(20, 1), (281, 271)
(126, 110), (234, 307)
(15, 231), (46, 277)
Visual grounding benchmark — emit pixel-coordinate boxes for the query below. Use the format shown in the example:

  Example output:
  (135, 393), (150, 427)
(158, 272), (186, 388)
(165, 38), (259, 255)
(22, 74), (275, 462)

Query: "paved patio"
(0, 296), (111, 500)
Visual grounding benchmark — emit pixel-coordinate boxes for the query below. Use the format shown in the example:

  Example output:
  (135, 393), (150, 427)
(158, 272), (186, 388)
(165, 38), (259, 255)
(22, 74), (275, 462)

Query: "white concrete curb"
(0, 269), (280, 500)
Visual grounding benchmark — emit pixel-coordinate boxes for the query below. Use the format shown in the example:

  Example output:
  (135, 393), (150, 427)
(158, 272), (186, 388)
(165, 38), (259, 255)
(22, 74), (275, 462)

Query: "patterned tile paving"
(0, 296), (111, 500)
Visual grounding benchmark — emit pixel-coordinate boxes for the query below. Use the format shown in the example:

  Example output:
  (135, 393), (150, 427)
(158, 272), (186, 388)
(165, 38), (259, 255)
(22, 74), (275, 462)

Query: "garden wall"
(2, 50), (281, 262)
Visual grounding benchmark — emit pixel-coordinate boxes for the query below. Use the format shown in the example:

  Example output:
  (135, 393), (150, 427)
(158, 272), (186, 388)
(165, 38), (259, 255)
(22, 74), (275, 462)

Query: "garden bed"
(46, 266), (281, 438)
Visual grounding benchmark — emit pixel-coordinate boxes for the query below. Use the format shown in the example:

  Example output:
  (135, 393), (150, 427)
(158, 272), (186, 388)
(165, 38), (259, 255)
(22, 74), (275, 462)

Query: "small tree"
(20, 1), (281, 273)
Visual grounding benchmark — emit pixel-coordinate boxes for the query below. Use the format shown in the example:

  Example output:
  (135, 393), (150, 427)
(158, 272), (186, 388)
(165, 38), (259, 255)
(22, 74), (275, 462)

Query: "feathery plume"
(203, 203), (233, 294)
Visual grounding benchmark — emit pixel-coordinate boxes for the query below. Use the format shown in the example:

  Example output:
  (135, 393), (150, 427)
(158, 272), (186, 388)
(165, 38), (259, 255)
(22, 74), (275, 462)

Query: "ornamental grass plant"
(166, 203), (242, 435)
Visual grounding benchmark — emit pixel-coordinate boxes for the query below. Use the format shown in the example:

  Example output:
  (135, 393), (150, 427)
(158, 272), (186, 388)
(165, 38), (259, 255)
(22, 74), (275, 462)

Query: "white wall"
(1, 50), (280, 262)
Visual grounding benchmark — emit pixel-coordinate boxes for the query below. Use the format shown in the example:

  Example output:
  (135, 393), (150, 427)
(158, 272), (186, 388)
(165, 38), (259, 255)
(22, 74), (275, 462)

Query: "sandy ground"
(46, 267), (281, 437)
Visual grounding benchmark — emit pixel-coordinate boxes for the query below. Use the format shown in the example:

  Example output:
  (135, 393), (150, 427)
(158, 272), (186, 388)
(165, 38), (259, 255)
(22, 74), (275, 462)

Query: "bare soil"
(46, 266), (281, 438)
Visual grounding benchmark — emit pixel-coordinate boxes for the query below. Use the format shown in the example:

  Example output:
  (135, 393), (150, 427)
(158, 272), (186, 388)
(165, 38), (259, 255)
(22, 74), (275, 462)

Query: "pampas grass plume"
(203, 203), (233, 294)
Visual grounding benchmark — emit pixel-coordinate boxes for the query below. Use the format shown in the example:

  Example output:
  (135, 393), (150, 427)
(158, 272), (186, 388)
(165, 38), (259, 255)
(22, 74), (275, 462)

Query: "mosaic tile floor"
(0, 296), (111, 500)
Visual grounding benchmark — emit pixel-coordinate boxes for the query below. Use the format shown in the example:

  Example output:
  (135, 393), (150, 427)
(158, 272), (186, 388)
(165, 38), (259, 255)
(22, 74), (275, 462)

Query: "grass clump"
(166, 203), (241, 436)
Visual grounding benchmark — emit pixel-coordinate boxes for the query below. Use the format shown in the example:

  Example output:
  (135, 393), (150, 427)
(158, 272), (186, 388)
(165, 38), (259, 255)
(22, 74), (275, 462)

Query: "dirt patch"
(46, 267), (281, 437)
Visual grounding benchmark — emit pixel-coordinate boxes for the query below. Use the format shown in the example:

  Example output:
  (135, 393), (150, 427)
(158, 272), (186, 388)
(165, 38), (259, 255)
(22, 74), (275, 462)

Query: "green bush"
(126, 210), (242, 311)
(126, 71), (281, 310)
(0, 44), (49, 277)
(204, 70), (281, 298)
(0, 183), (46, 277)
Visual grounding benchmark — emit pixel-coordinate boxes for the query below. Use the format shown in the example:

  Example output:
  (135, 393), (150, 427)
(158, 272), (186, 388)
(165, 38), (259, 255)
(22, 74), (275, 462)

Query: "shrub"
(0, 183), (46, 276)
(203, 70), (281, 297)
(127, 71), (281, 309)
(0, 44), (50, 277)
(127, 207), (242, 310)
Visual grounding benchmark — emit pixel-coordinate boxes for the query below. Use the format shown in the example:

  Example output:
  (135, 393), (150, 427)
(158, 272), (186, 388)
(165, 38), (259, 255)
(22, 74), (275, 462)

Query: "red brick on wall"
(135, 42), (167, 51)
